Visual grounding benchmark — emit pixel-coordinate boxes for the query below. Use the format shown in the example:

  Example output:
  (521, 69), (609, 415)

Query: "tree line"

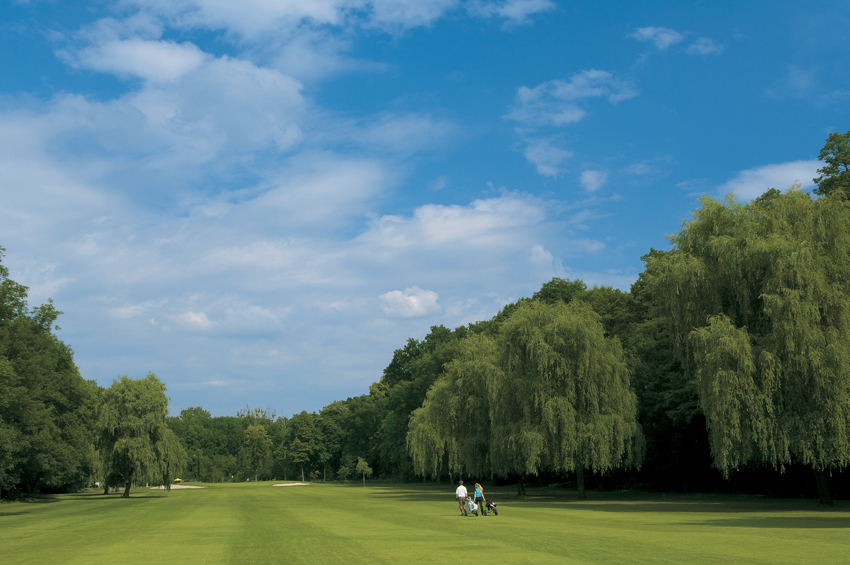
(2, 132), (849, 502)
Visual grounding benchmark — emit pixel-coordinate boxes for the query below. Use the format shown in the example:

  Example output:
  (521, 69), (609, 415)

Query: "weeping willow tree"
(408, 302), (643, 499)
(407, 333), (500, 481)
(645, 187), (850, 505)
(97, 372), (185, 497)
(492, 300), (643, 498)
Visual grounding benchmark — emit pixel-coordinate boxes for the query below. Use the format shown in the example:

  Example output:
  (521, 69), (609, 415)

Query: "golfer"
(455, 480), (468, 516)
(474, 483), (486, 516)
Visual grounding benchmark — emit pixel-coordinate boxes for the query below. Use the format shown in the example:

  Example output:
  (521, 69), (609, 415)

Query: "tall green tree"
(287, 411), (324, 482)
(813, 130), (850, 199)
(242, 425), (272, 482)
(408, 333), (500, 480)
(409, 300), (643, 498)
(0, 248), (98, 499)
(492, 300), (644, 498)
(97, 372), (185, 497)
(644, 188), (850, 504)
(532, 277), (587, 305)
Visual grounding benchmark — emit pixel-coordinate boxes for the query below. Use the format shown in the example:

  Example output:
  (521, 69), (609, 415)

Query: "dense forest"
(3, 132), (850, 503)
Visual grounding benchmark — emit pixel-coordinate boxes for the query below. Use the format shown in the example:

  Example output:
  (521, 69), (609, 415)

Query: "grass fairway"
(3, 483), (850, 564)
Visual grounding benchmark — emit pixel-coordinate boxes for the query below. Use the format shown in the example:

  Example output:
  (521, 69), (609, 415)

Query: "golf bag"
(485, 501), (498, 515)
(466, 498), (479, 516)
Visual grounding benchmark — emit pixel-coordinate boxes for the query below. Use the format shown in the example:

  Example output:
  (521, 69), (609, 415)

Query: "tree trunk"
(300, 464), (304, 483)
(254, 470), (258, 483)
(516, 476), (526, 496)
(576, 467), (587, 500)
(103, 482), (109, 495)
(362, 473), (365, 487)
(814, 467), (833, 507)
(123, 481), (132, 498)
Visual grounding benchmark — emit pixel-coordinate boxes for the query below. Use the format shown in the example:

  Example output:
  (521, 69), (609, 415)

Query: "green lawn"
(3, 482), (849, 564)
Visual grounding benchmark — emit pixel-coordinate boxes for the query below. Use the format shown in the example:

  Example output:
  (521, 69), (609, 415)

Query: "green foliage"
(287, 411), (325, 482)
(98, 372), (185, 496)
(644, 188), (850, 489)
(532, 277), (587, 304)
(242, 425), (273, 482)
(814, 130), (850, 198)
(492, 301), (644, 479)
(409, 300), (644, 493)
(355, 457), (373, 485)
(0, 248), (98, 499)
(408, 333), (501, 478)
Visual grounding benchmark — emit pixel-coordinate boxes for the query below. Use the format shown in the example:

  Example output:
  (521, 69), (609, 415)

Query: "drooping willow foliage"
(98, 372), (186, 496)
(644, 188), (850, 501)
(408, 301), (644, 495)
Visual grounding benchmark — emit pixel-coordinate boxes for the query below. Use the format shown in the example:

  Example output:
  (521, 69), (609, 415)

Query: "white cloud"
(569, 239), (605, 254)
(629, 26), (684, 50)
(506, 69), (638, 127)
(379, 286), (440, 317)
(357, 192), (549, 248)
(0, 2), (635, 417)
(175, 311), (213, 328)
(63, 38), (210, 82)
(717, 160), (821, 200)
(332, 113), (458, 155)
(469, 0), (555, 24)
(580, 170), (608, 193)
(523, 138), (573, 176)
(687, 37), (721, 55)
(123, 0), (460, 38)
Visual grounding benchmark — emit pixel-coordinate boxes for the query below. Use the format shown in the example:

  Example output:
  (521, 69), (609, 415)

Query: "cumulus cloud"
(379, 286), (440, 317)
(717, 160), (821, 200)
(523, 138), (573, 176)
(63, 38), (210, 82)
(357, 192), (549, 249)
(506, 70), (638, 127)
(580, 170), (608, 193)
(0, 0), (635, 416)
(629, 26), (684, 50)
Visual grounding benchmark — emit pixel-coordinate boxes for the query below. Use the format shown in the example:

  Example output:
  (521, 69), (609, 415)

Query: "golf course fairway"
(3, 482), (850, 564)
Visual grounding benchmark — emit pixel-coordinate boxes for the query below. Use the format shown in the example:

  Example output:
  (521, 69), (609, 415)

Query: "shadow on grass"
(67, 492), (168, 501)
(0, 511), (29, 517)
(358, 485), (845, 514)
(682, 516), (850, 528)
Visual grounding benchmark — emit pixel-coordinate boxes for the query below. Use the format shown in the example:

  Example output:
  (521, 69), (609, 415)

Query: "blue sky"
(1, 0), (848, 416)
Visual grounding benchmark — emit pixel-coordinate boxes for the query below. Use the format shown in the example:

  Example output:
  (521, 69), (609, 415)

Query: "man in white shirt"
(455, 480), (468, 516)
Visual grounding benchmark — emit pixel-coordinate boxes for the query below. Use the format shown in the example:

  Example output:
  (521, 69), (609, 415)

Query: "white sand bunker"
(273, 483), (309, 487)
(149, 485), (207, 489)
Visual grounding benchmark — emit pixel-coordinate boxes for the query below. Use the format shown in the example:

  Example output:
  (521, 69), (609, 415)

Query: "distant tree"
(813, 130), (850, 198)
(242, 425), (272, 482)
(336, 454), (356, 481)
(355, 457), (373, 486)
(288, 411), (324, 482)
(97, 372), (184, 497)
(644, 188), (850, 505)
(491, 300), (644, 498)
